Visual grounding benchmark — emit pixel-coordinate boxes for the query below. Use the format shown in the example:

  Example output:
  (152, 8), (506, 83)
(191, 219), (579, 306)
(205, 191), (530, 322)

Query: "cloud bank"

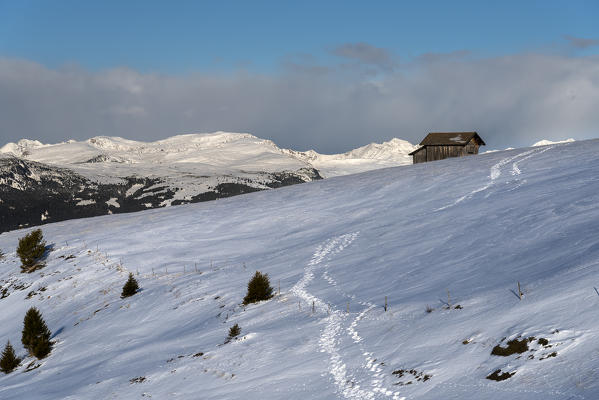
(0, 50), (598, 153)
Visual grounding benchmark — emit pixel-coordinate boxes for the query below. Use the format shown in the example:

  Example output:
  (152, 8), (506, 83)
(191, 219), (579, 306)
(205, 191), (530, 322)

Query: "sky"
(0, 0), (598, 152)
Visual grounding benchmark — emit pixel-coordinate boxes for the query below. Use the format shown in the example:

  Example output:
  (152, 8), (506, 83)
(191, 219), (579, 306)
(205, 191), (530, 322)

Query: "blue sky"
(0, 1), (598, 151)
(1, 0), (597, 73)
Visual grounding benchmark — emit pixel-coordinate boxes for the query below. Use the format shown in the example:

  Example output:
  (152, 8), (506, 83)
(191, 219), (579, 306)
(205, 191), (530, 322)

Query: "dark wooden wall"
(412, 147), (427, 163)
(412, 138), (480, 164)
(464, 141), (479, 155)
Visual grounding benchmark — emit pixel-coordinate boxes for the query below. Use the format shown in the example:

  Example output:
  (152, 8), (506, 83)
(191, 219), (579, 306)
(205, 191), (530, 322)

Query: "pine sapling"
(226, 323), (241, 343)
(32, 337), (52, 359)
(0, 341), (21, 374)
(16, 229), (46, 272)
(121, 272), (140, 298)
(21, 307), (52, 359)
(242, 271), (273, 305)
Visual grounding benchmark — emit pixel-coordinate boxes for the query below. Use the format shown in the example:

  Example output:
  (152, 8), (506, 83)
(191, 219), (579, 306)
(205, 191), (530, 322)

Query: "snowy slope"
(1, 139), (599, 399)
(532, 138), (576, 147)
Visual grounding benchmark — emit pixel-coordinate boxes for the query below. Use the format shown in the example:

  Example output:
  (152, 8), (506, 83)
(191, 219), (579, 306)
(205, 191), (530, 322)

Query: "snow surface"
(483, 139), (575, 154)
(1, 139), (599, 399)
(532, 138), (576, 147)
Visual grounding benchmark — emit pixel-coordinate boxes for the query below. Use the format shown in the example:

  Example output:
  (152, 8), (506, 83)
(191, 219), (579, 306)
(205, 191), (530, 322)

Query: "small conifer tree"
(16, 229), (46, 272)
(0, 341), (20, 374)
(121, 273), (139, 298)
(21, 307), (52, 359)
(32, 337), (52, 359)
(0, 249), (5, 261)
(227, 323), (241, 342)
(242, 271), (274, 305)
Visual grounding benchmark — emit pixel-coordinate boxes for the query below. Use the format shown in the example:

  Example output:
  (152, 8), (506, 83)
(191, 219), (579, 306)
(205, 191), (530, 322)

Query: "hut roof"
(419, 132), (485, 146)
(408, 146), (425, 156)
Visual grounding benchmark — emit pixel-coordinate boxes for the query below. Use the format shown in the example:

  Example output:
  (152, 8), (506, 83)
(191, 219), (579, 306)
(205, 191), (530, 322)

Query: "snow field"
(0, 139), (598, 399)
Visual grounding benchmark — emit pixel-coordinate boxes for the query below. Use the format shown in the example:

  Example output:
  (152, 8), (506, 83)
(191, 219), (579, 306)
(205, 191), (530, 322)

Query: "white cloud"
(0, 52), (598, 152)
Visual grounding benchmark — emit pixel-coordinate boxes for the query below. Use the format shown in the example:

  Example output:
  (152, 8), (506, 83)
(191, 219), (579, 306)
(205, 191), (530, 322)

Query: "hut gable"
(419, 132), (485, 146)
(409, 131), (485, 164)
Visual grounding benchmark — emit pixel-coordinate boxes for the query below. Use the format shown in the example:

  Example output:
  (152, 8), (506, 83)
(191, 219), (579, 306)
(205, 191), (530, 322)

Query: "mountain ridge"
(1, 132), (418, 178)
(0, 132), (418, 232)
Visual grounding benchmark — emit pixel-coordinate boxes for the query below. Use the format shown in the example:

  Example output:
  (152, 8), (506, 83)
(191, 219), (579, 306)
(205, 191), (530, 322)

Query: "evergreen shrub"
(21, 307), (52, 359)
(242, 271), (273, 305)
(121, 273), (139, 298)
(16, 229), (46, 272)
(227, 324), (241, 342)
(0, 341), (21, 374)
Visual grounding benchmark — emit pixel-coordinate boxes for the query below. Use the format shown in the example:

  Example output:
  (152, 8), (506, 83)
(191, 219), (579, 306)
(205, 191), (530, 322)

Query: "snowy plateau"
(0, 138), (598, 399)
(0, 133), (417, 233)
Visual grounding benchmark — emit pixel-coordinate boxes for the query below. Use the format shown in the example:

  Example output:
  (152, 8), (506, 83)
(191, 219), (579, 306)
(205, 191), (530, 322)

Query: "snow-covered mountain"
(1, 139), (597, 399)
(0, 132), (417, 232)
(0, 132), (417, 179)
(281, 138), (417, 177)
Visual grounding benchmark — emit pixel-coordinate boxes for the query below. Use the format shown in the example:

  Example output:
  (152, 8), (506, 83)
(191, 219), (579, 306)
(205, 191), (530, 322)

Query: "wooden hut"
(409, 132), (485, 164)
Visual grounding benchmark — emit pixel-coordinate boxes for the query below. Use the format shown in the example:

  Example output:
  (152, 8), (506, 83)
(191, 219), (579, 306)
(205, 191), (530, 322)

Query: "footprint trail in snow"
(291, 234), (404, 400)
(436, 146), (554, 211)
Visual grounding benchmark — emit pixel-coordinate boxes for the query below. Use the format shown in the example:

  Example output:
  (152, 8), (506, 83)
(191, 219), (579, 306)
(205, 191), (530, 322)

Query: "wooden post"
(298, 300), (301, 311)
(347, 302), (349, 313)
(312, 301), (315, 314)
(195, 262), (197, 272)
(518, 282), (523, 300)
(385, 296), (388, 312)
(278, 280), (281, 295)
(447, 289), (451, 308)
